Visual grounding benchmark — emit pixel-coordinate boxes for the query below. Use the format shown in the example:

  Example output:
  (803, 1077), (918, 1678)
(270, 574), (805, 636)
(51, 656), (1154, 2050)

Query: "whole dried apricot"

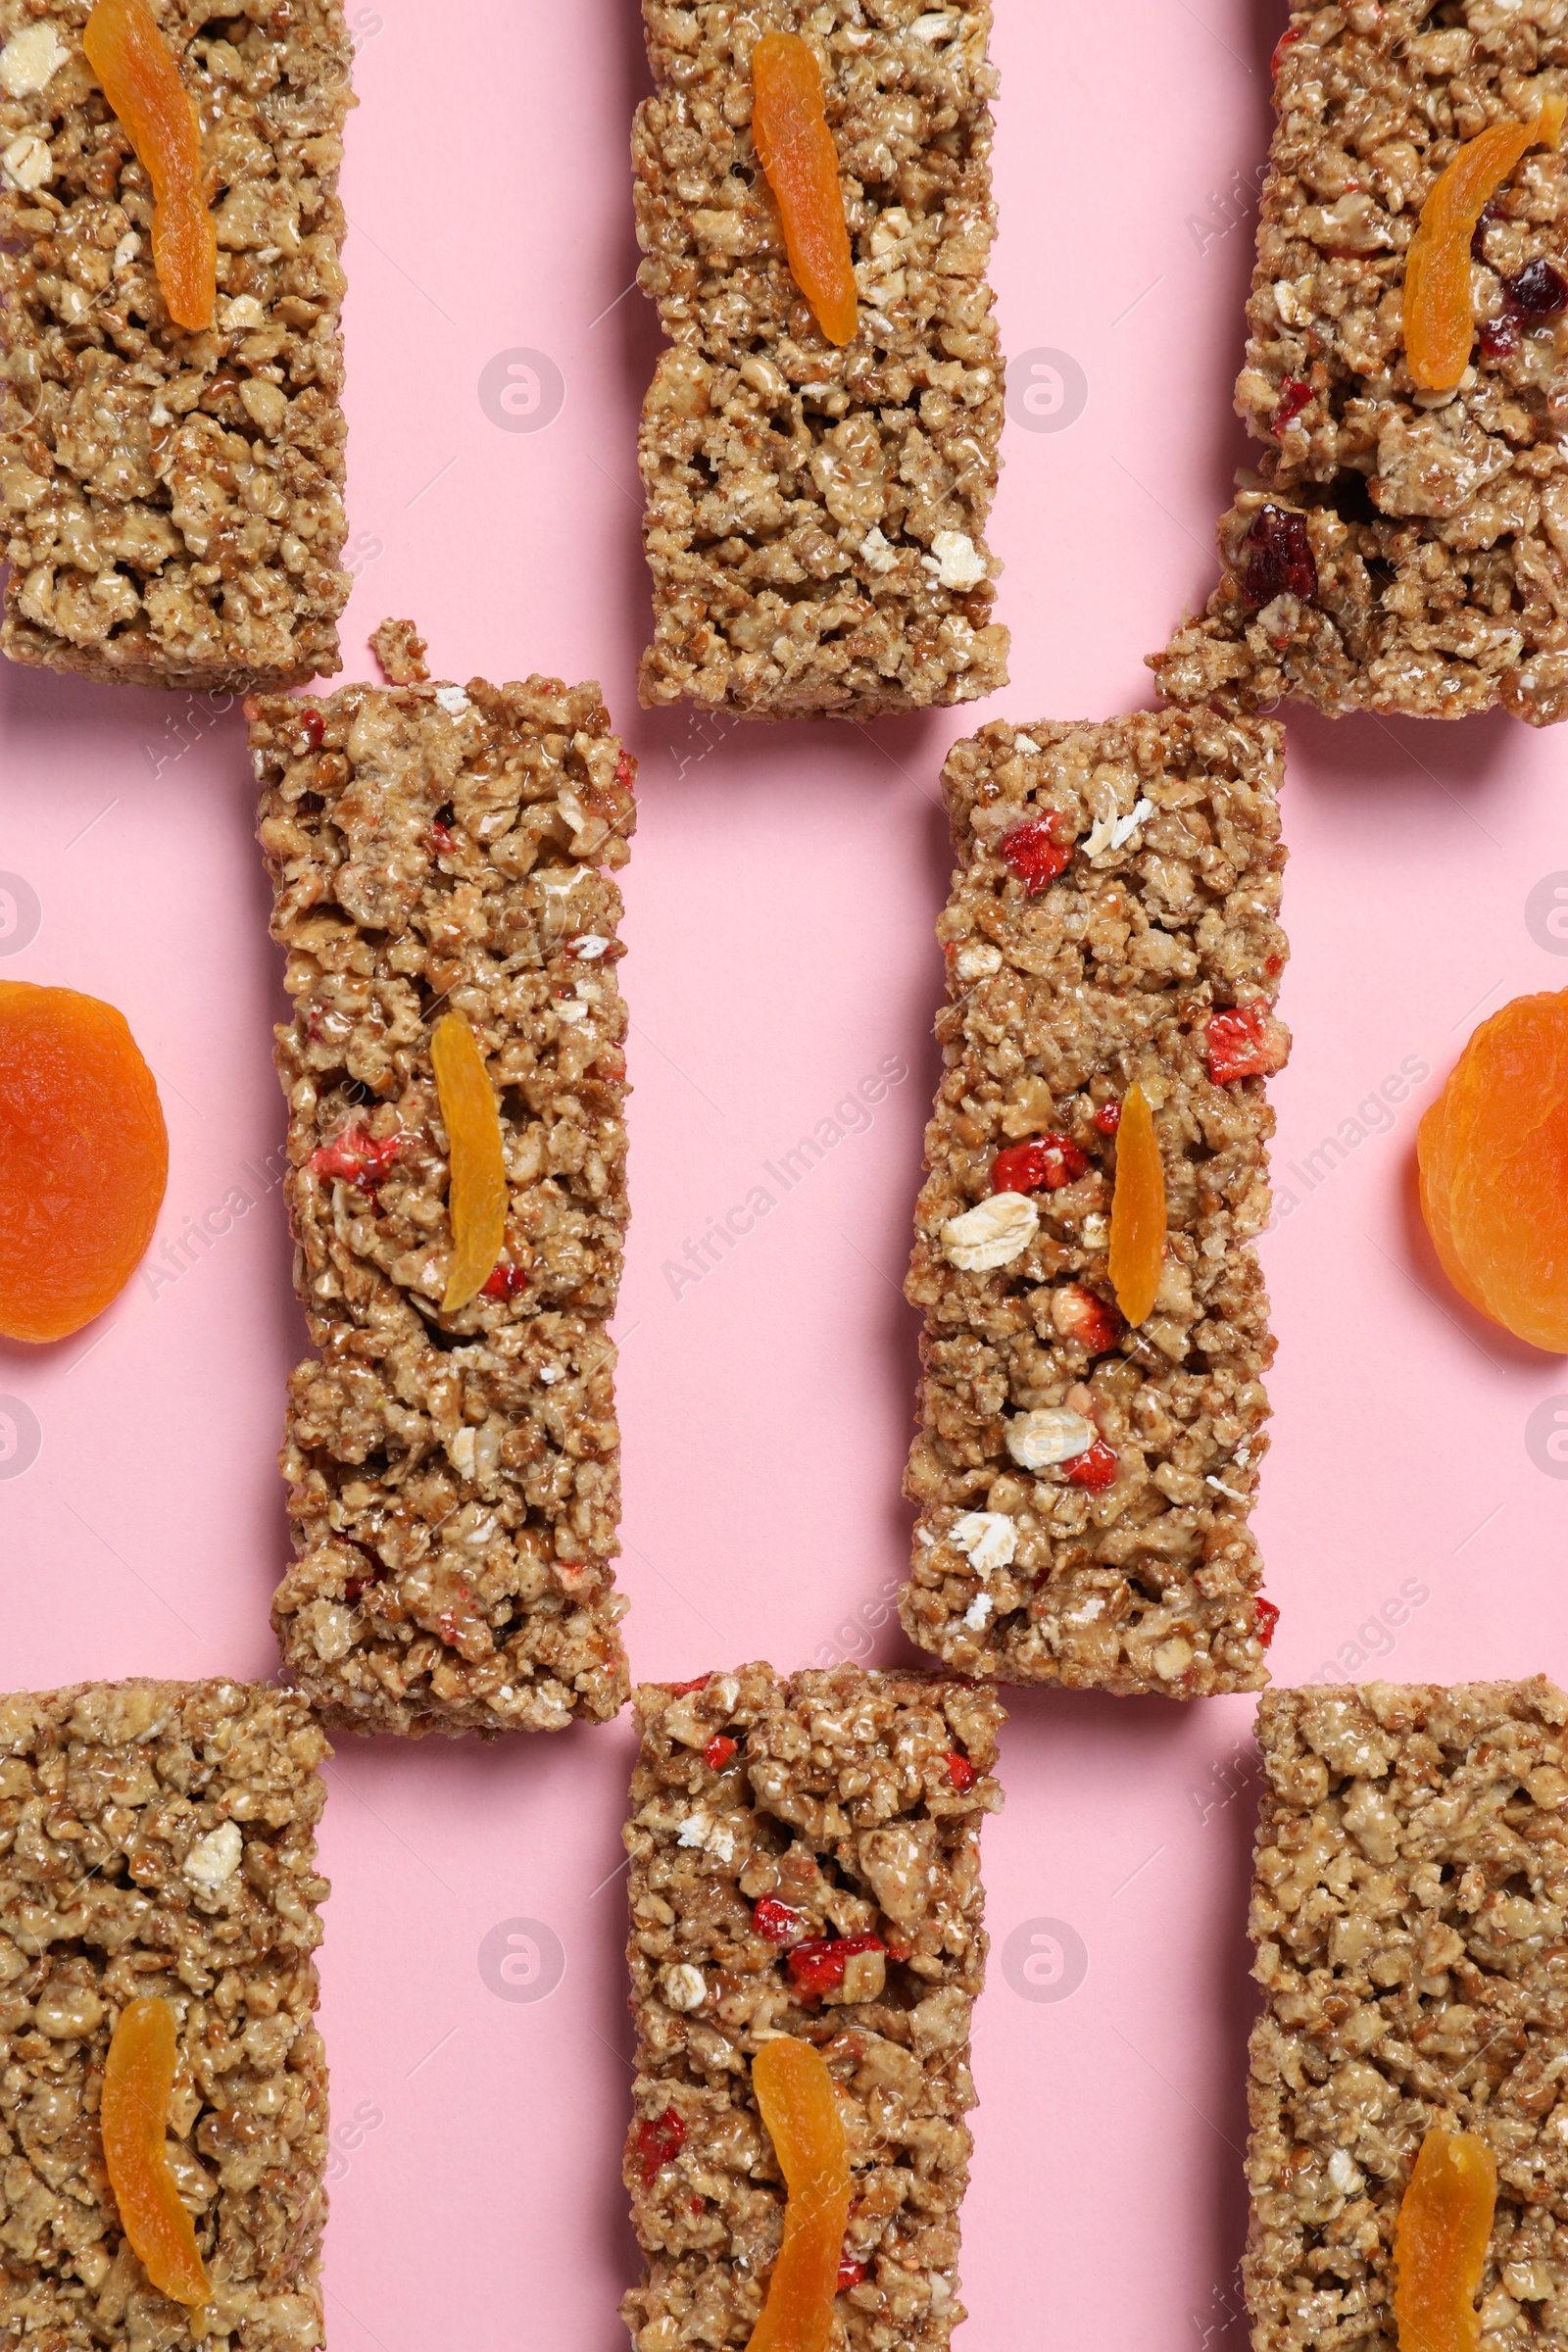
(0, 983), (168, 1343)
(1418, 989), (1568, 1349)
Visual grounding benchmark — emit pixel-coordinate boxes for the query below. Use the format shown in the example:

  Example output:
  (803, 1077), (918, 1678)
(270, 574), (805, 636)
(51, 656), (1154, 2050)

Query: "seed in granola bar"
(1392, 2129), (1496, 2352)
(749, 2037), (854, 2352)
(1504, 258), (1568, 318)
(1106, 1082), (1165, 1327)
(0, 982), (168, 1342)
(1403, 94), (1566, 391)
(431, 1010), (507, 1312)
(754, 1897), (808, 1946)
(1052, 1282), (1124, 1353)
(702, 1735), (737, 1771)
(991, 1136), (1087, 1195)
(308, 1123), (403, 1194)
(82, 0), (216, 330)
(1254, 1596), (1279, 1646)
(101, 1997), (212, 2305)
(750, 32), (858, 347)
(633, 2107), (687, 2186)
(1272, 376), (1312, 435)
(1064, 1437), (1118, 1493)
(1239, 506), (1317, 608)
(1205, 1004), (1289, 1085)
(947, 1752), (976, 1792)
(787, 1933), (886, 2001)
(999, 814), (1072, 895)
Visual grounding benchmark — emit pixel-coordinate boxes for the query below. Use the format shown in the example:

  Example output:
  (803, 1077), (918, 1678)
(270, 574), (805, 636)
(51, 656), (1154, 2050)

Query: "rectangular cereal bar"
(621, 1662), (1004, 2352)
(902, 709), (1290, 1697)
(251, 621), (635, 1736)
(0, 1678), (331, 2351)
(1151, 4), (1568, 727)
(0, 0), (351, 689)
(632, 0), (1008, 718)
(1246, 1678), (1568, 2352)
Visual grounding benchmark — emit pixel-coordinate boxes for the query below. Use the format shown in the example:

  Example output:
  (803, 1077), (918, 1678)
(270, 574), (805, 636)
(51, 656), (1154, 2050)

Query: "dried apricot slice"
(1107, 1083), (1165, 1327)
(751, 32), (858, 347)
(1393, 2128), (1496, 2352)
(749, 2037), (854, 2352)
(83, 0), (215, 331)
(102, 1996), (211, 2307)
(0, 982), (168, 1343)
(430, 1010), (506, 1313)
(1403, 92), (1565, 390)
(1418, 990), (1568, 1350)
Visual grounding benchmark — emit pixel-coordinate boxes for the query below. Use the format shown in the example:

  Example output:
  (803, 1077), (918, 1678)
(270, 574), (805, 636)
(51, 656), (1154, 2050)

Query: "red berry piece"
(1272, 375), (1311, 435)
(1503, 258), (1568, 318)
(634, 2107), (686, 2184)
(614, 748), (637, 794)
(296, 706), (324, 754)
(479, 1262), (529, 1300)
(1064, 1437), (1118, 1493)
(1093, 1101), (1121, 1136)
(1270, 24), (1298, 76)
(308, 1124), (404, 1194)
(429, 819), (457, 856)
(702, 1735), (737, 1772)
(837, 2259), (866, 2292)
(753, 1897), (808, 1946)
(1480, 316), (1521, 360)
(1206, 1004), (1289, 1084)
(947, 1752), (977, 1792)
(991, 1135), (1087, 1195)
(1054, 1282), (1124, 1354)
(1240, 506), (1316, 608)
(787, 1933), (886, 2001)
(1000, 815), (1072, 897)
(342, 1544), (385, 1606)
(1255, 1596), (1280, 1647)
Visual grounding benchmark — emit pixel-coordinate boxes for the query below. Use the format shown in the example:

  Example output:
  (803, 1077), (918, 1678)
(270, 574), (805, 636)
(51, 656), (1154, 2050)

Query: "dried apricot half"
(102, 1995), (211, 2306)
(1417, 989), (1568, 1349)
(0, 982), (169, 1343)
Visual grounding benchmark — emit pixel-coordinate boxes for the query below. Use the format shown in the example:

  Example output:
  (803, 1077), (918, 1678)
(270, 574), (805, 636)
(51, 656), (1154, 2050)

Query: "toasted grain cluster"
(622, 1663), (1004, 2352)
(1152, 0), (1568, 725)
(633, 0), (1007, 717)
(251, 640), (635, 1736)
(1247, 1679), (1568, 2352)
(902, 710), (1290, 1697)
(0, 0), (352, 689)
(0, 1680), (330, 2352)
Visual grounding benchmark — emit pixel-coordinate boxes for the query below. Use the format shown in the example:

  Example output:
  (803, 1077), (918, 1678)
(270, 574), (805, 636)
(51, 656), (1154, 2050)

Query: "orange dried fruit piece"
(1403, 91), (1566, 390)
(83, 0), (216, 332)
(1107, 1082), (1165, 1327)
(0, 981), (168, 1343)
(749, 2037), (854, 2352)
(431, 1009), (506, 1313)
(751, 31), (858, 347)
(102, 1996), (211, 2307)
(1393, 2128), (1496, 2352)
(1417, 989), (1568, 1350)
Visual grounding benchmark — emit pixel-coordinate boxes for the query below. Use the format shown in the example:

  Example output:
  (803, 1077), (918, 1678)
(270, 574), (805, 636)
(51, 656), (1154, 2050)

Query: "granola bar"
(0, 1678), (331, 2352)
(621, 1663), (1004, 2352)
(901, 709), (1290, 1697)
(251, 630), (635, 1736)
(1247, 1678), (1568, 2352)
(0, 0), (352, 690)
(1151, 5), (1568, 726)
(632, 1), (1008, 718)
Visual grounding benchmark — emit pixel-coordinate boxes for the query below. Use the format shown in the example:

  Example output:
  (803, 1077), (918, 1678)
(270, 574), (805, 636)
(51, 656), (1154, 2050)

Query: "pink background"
(3, 0), (1567, 2343)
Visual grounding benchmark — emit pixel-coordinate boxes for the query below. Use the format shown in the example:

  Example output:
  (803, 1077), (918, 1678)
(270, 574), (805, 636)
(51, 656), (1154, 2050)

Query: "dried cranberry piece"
(1270, 24), (1298, 76)
(837, 2259), (867, 2292)
(309, 1124), (404, 1194)
(1255, 1597), (1280, 1647)
(1000, 815), (1072, 896)
(634, 2108), (686, 2184)
(947, 1752), (977, 1792)
(1480, 316), (1521, 360)
(1505, 257), (1568, 318)
(787, 1933), (886, 2001)
(296, 706), (324, 753)
(1239, 506), (1317, 608)
(1271, 375), (1311, 436)
(702, 1735), (737, 1771)
(1206, 1004), (1289, 1084)
(754, 1896), (808, 1946)
(1064, 1437), (1119, 1493)
(1092, 1101), (1121, 1136)
(664, 1675), (711, 1695)
(991, 1135), (1087, 1194)
(479, 1262), (528, 1300)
